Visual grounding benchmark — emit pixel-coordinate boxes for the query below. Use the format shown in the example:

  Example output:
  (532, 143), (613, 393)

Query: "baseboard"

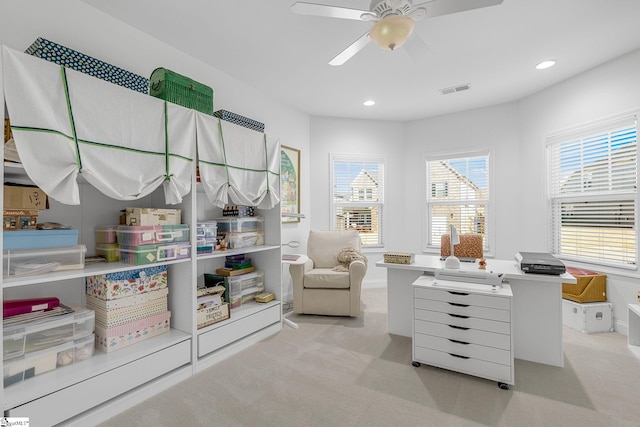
(362, 279), (386, 289)
(616, 320), (629, 336)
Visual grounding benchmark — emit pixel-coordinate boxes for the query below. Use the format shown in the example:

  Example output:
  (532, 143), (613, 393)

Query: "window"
(547, 113), (638, 268)
(425, 151), (490, 251)
(330, 154), (385, 247)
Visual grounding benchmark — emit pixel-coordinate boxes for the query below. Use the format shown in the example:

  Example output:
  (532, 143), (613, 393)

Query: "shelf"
(196, 244), (280, 261)
(3, 258), (192, 288)
(3, 328), (191, 409)
(196, 299), (280, 336)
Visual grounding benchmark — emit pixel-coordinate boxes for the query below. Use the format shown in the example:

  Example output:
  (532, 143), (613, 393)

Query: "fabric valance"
(2, 46), (195, 205)
(196, 114), (280, 209)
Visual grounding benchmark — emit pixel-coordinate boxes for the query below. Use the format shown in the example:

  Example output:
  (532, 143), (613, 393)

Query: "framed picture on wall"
(281, 145), (300, 223)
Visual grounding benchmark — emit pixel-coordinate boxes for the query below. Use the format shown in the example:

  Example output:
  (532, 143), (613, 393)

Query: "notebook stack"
(86, 265), (171, 352)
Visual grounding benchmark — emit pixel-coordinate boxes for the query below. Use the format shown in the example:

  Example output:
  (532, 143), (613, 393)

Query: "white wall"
(0, 0), (312, 298)
(517, 48), (640, 332)
(309, 117), (405, 287)
(404, 104), (521, 260)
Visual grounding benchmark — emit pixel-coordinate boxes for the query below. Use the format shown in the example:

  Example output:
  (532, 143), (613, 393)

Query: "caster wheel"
(498, 382), (509, 390)
(412, 361), (421, 367)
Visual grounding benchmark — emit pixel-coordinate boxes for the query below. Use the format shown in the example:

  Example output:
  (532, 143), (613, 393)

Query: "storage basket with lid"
(149, 68), (213, 115)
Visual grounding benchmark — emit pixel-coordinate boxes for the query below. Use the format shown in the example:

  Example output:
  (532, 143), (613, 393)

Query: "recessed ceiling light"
(363, 100), (375, 107)
(536, 60), (556, 70)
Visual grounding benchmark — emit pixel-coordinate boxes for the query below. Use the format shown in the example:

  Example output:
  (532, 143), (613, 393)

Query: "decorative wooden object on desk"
(440, 233), (483, 259)
(383, 252), (415, 264)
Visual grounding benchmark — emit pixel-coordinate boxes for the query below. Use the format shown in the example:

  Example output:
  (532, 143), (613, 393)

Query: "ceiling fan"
(292, 0), (504, 66)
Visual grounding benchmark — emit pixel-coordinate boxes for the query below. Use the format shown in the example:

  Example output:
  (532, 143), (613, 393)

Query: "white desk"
(376, 255), (576, 367)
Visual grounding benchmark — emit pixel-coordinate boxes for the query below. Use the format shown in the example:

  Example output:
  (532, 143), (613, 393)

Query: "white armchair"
(289, 230), (366, 317)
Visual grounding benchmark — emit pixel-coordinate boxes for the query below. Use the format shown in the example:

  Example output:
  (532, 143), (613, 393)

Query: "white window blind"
(547, 114), (638, 267)
(425, 152), (490, 249)
(330, 154), (385, 247)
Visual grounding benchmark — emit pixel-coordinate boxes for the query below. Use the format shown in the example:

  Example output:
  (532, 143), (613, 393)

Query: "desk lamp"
(444, 224), (461, 270)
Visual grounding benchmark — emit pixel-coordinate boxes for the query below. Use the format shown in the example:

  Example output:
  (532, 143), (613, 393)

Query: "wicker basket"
(149, 68), (214, 115)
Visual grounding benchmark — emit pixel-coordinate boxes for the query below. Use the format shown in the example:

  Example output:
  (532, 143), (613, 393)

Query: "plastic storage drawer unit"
(3, 308), (95, 360)
(227, 271), (265, 308)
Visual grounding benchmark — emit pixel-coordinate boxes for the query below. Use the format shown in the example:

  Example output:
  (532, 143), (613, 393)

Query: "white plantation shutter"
(330, 154), (385, 247)
(425, 152), (490, 249)
(547, 113), (638, 267)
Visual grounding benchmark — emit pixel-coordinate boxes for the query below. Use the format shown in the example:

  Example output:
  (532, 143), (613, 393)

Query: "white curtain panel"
(196, 114), (280, 209)
(2, 46), (195, 205)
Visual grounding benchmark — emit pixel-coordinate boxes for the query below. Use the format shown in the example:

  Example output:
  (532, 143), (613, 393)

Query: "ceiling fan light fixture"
(369, 15), (415, 51)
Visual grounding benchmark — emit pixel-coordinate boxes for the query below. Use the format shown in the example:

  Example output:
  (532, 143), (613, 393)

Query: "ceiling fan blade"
(414, 0), (503, 18)
(329, 32), (371, 66)
(403, 33), (433, 65)
(291, 2), (370, 21)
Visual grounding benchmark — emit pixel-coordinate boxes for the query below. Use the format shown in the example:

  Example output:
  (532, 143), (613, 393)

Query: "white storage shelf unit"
(0, 51), (282, 426)
(194, 189), (282, 372)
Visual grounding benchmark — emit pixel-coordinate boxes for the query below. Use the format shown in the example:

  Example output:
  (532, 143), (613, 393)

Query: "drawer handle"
(449, 353), (470, 359)
(449, 339), (470, 345)
(449, 324), (470, 330)
(448, 291), (469, 296)
(448, 313), (469, 319)
(448, 302), (470, 308)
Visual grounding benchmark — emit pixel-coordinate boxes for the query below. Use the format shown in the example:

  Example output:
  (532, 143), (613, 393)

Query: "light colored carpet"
(100, 288), (640, 426)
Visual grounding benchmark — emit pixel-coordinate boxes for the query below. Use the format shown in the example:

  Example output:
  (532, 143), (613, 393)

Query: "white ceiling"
(83, 0), (640, 122)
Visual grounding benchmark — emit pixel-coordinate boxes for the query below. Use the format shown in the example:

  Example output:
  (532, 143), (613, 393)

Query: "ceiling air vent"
(440, 83), (471, 95)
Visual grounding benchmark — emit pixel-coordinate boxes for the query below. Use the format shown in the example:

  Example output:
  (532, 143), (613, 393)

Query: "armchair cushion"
(307, 230), (362, 268)
(303, 269), (350, 289)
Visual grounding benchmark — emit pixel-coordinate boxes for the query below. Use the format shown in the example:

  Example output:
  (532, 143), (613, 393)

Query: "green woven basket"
(149, 67), (214, 115)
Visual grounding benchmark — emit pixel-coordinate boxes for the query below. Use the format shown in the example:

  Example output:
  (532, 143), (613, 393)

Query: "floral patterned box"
(85, 265), (168, 301)
(95, 311), (171, 353)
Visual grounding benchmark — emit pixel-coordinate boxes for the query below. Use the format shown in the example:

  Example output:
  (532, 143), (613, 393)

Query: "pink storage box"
(116, 225), (161, 246)
(85, 265), (168, 301)
(94, 311), (171, 352)
(95, 225), (118, 244)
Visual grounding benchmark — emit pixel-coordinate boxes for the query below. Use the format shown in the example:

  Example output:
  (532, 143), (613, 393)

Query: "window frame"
(545, 112), (639, 271)
(329, 153), (385, 249)
(423, 149), (493, 255)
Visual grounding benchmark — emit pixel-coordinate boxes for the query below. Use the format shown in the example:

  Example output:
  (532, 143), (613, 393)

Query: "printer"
(515, 251), (566, 275)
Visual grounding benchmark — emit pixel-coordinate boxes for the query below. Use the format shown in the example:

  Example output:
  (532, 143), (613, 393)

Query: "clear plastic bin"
(224, 231), (264, 249)
(216, 217), (264, 233)
(3, 245), (86, 277)
(3, 308), (95, 360)
(3, 334), (95, 387)
(156, 224), (190, 243)
(119, 242), (191, 265)
(95, 225), (118, 244)
(196, 221), (217, 239)
(96, 243), (119, 262)
(116, 225), (160, 246)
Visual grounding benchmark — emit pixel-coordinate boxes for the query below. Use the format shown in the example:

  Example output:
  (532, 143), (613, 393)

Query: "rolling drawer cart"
(412, 272), (514, 390)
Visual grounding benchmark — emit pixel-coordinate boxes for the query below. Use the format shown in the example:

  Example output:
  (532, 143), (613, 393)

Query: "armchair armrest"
(349, 259), (366, 287)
